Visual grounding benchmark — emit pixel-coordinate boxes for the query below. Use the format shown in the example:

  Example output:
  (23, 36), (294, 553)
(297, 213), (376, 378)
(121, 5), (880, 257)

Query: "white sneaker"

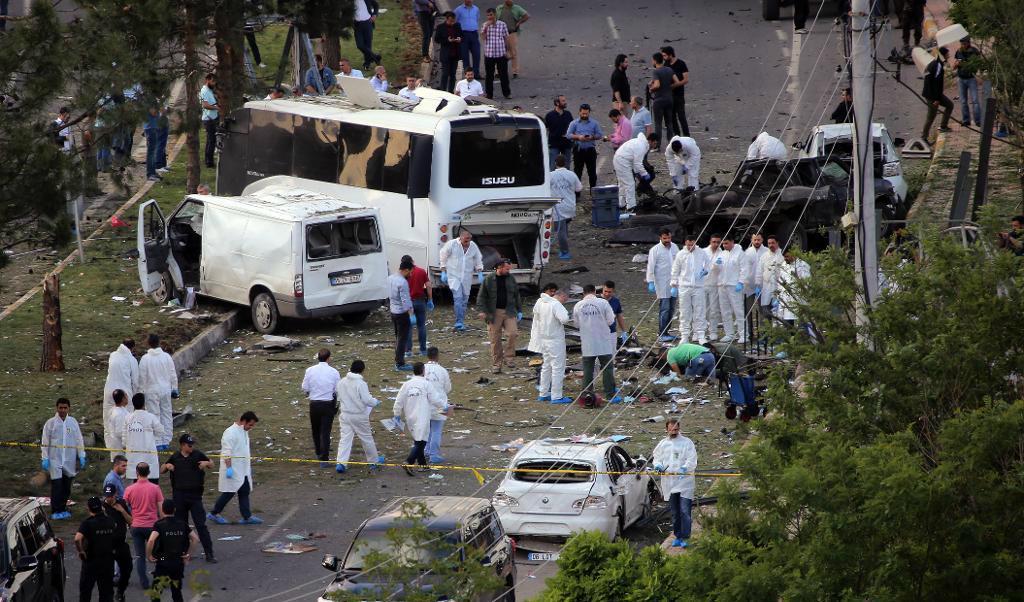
(698, 338), (708, 345)
(258, 63), (267, 68)
(156, 167), (170, 174)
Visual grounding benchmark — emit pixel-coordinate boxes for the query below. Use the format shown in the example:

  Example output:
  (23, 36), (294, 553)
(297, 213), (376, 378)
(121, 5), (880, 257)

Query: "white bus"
(217, 88), (557, 288)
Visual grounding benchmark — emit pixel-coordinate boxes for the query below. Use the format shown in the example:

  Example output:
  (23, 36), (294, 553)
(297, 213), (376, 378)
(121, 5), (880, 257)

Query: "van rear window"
(306, 217), (380, 261)
(513, 460), (594, 483)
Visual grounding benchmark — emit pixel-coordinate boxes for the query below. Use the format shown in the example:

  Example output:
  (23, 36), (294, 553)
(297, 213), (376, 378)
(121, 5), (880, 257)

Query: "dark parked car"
(0, 498), (66, 602)
(319, 496), (516, 601)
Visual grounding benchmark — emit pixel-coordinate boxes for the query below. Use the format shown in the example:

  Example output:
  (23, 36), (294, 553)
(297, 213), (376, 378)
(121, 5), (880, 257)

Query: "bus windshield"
(448, 122), (544, 189)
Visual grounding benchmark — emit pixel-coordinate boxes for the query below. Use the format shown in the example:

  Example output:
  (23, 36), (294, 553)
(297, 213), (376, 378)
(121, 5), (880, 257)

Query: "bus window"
(448, 124), (544, 189)
(293, 116), (340, 182)
(249, 109), (293, 179)
(381, 130), (410, 195)
(339, 124), (386, 190)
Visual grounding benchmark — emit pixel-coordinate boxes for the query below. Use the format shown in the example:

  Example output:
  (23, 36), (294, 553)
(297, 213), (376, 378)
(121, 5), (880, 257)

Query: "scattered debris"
(631, 254), (648, 263)
(218, 536), (242, 541)
(111, 296), (126, 302)
(253, 335), (299, 351)
(665, 387), (689, 395)
(171, 406), (193, 428)
(491, 438), (526, 452)
(642, 415), (666, 423)
(551, 266), (589, 274)
(262, 542), (318, 554)
(428, 473), (444, 480)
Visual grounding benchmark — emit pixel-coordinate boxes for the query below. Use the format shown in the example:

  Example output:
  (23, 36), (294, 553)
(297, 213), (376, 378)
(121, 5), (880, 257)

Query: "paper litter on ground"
(262, 542), (318, 554)
(665, 387), (689, 395)
(491, 438), (525, 452)
(653, 373), (681, 385)
(630, 253), (648, 263)
(218, 536), (242, 541)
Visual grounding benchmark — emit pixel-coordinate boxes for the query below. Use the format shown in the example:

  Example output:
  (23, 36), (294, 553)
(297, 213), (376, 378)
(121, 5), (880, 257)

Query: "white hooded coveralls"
(671, 245), (711, 341)
(646, 241), (679, 299)
(746, 132), (788, 161)
(652, 435), (698, 499)
(393, 375), (446, 442)
(41, 414), (84, 480)
(528, 293), (571, 399)
(335, 372), (381, 465)
(704, 245), (724, 340)
(613, 133), (650, 210)
(138, 347), (177, 446)
(755, 249), (785, 307)
(438, 238), (484, 297)
(122, 408), (164, 480)
(665, 136), (701, 190)
(103, 344), (139, 453)
(218, 422), (253, 493)
(715, 245), (748, 341)
(776, 258), (811, 321)
(742, 244), (768, 295)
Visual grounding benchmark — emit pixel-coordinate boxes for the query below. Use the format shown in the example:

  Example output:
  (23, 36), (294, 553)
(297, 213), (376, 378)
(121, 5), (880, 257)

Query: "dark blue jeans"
(658, 297), (677, 337)
(145, 128), (158, 177)
(460, 32), (481, 74)
(0, 0), (9, 32)
(406, 299), (428, 353)
(354, 19), (376, 67)
(669, 493), (693, 540)
(130, 526), (153, 588)
(212, 476), (251, 520)
(684, 352), (716, 379)
(156, 126), (169, 169)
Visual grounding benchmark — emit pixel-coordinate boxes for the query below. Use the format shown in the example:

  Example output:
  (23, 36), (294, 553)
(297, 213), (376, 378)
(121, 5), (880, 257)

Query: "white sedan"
(491, 440), (656, 547)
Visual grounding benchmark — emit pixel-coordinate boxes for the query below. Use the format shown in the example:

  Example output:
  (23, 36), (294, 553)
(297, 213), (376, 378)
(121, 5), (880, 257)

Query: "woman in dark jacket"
(434, 11), (463, 93)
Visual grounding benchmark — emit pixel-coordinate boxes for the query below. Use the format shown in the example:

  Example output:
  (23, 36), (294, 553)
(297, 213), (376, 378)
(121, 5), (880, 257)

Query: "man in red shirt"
(404, 254), (434, 357)
(122, 462), (164, 590)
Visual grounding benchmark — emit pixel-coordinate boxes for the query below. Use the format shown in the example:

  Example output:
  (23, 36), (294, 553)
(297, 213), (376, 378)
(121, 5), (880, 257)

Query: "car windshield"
(343, 528), (460, 570)
(512, 460), (595, 483)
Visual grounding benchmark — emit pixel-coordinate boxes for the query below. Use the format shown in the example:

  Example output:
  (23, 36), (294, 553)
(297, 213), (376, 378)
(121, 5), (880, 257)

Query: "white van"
(136, 185), (389, 333)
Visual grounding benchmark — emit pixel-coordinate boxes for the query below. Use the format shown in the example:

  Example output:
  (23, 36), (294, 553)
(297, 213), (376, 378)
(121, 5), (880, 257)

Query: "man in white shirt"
(337, 57), (364, 79)
(454, 68), (484, 98)
(370, 65), (389, 93)
(423, 348), (453, 464)
(138, 334), (177, 450)
(103, 338), (139, 458)
(399, 76), (422, 101)
(41, 398), (85, 519)
(549, 155), (582, 260)
(209, 411), (262, 524)
(529, 283), (572, 404)
(742, 233), (768, 341)
(302, 348), (342, 467)
(573, 284), (619, 404)
(670, 235), (711, 344)
(704, 234), (724, 341)
(54, 107), (73, 153)
(353, 0), (381, 71)
(646, 228), (679, 341)
(439, 230), (484, 331)
(754, 234), (785, 324)
(335, 360), (383, 473)
(715, 236), (747, 343)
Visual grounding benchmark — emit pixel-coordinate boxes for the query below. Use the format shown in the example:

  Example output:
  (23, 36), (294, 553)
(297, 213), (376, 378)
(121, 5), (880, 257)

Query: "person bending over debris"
(665, 135), (701, 190)
(666, 342), (715, 380)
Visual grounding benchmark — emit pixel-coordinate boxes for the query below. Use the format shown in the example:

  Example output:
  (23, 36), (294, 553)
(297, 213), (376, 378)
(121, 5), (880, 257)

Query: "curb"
(172, 309), (242, 374)
(906, 131), (947, 220)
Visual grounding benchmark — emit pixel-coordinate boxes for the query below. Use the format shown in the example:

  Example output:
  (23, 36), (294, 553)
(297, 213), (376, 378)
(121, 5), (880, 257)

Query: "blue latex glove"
(698, 269), (709, 279)
(426, 300), (435, 311)
(734, 282), (744, 293)
(171, 389), (179, 399)
(410, 314), (417, 326)
(440, 271), (448, 284)
(516, 311), (523, 321)
(618, 331), (629, 344)
(670, 287), (678, 298)
(41, 458), (50, 471)
(654, 464), (665, 473)
(639, 173), (652, 183)
(771, 298), (780, 311)
(715, 257), (723, 265)
(477, 271), (484, 284)
(79, 452), (87, 469)
(647, 282), (656, 294)
(225, 466), (235, 479)
(754, 286), (762, 297)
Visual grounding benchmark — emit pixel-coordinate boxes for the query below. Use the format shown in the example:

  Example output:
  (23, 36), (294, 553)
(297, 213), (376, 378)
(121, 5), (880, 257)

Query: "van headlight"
(492, 491), (519, 507)
(572, 495), (607, 510)
(883, 161), (901, 178)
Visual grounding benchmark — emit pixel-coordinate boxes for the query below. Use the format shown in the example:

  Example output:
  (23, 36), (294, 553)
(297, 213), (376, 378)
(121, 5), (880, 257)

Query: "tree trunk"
(40, 274), (64, 372)
(213, 0), (246, 115)
(322, 34), (341, 72)
(183, 1), (203, 194)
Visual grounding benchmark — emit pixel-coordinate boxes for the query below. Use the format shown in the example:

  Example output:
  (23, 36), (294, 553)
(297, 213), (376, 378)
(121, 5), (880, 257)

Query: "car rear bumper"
(274, 295), (384, 319)
(497, 509), (616, 540)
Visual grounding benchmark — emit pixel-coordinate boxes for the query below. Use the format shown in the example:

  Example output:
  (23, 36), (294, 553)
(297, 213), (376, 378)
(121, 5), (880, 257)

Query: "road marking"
(783, 32), (803, 146)
(607, 16), (620, 40)
(256, 504), (300, 544)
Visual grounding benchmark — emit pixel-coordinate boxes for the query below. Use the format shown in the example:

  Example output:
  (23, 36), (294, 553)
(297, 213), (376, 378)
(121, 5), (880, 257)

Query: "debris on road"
(262, 542), (318, 554)
(491, 438), (525, 452)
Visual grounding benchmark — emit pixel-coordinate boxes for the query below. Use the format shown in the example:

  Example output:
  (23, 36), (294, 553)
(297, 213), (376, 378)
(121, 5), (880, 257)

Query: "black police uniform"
(103, 498), (133, 599)
(78, 513), (117, 602)
(166, 448), (215, 559)
(150, 515), (192, 602)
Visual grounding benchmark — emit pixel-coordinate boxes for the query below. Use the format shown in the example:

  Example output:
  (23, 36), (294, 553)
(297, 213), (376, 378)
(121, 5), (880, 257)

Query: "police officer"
(102, 483), (133, 602)
(161, 433), (217, 563)
(75, 496), (117, 602)
(146, 499), (198, 602)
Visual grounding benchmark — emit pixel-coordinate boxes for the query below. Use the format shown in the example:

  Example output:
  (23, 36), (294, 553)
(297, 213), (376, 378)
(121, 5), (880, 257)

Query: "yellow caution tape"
(2, 440), (743, 479)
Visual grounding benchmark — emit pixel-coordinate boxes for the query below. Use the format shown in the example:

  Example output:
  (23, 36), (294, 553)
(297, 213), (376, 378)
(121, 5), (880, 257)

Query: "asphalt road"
(51, 2), (930, 601)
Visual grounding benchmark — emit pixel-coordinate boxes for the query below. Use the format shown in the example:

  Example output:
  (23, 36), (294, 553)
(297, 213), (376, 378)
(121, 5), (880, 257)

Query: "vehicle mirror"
(321, 554), (339, 572)
(893, 137), (906, 148)
(16, 555), (39, 572)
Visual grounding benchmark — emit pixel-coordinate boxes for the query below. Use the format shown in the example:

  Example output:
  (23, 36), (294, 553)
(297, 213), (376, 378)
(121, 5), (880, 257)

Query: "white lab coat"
(746, 132), (788, 161)
(106, 405), (130, 461)
(393, 375), (445, 441)
(41, 414), (84, 479)
(218, 422), (253, 493)
(717, 246), (747, 340)
(103, 344), (139, 422)
(572, 295), (616, 357)
(652, 435), (697, 498)
(672, 246), (711, 341)
(776, 258), (810, 321)
(646, 242), (679, 299)
(613, 133), (650, 210)
(742, 244), (768, 294)
(529, 294), (571, 399)
(665, 136), (701, 189)
(424, 362), (452, 420)
(138, 347), (177, 446)
(439, 239), (484, 296)
(122, 409), (164, 480)
(754, 249), (785, 306)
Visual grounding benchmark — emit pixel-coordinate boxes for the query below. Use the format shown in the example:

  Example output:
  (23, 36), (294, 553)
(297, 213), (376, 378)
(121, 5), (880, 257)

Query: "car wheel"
(340, 310), (371, 325)
(151, 271), (174, 304)
(251, 291), (280, 334)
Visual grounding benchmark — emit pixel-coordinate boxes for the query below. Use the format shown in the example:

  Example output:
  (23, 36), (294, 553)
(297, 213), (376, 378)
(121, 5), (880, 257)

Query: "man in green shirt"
(495, 0), (529, 78)
(666, 343), (715, 379)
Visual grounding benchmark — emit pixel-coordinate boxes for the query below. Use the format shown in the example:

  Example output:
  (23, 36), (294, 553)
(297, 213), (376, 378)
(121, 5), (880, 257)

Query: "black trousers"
(173, 489), (214, 556)
(417, 11), (433, 57)
(203, 119), (217, 168)
(309, 400), (338, 461)
(440, 57), (459, 93)
(80, 557), (114, 602)
(671, 94), (690, 137)
(151, 560), (184, 602)
(573, 146), (598, 188)
(245, 31), (262, 64)
(113, 541), (132, 595)
(484, 56), (511, 98)
(902, 3), (923, 46)
(651, 99), (675, 147)
(794, 0), (810, 29)
(50, 473), (73, 513)
(392, 312), (411, 366)
(407, 440), (428, 466)
(923, 96), (954, 138)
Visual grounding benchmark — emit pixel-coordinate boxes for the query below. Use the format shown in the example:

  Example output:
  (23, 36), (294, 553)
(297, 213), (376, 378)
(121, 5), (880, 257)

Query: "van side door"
(136, 200), (171, 294)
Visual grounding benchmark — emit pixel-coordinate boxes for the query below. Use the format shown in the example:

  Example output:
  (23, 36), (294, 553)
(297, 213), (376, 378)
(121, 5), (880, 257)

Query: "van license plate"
(527, 552), (558, 561)
(330, 274), (361, 285)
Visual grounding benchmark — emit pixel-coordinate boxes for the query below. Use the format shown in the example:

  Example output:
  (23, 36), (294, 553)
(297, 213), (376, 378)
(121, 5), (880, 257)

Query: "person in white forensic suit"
(122, 393), (164, 482)
(646, 228), (679, 340)
(424, 348), (453, 464)
(392, 363), (447, 475)
(41, 397), (86, 520)
(665, 135), (701, 190)
(103, 338), (139, 455)
(652, 418), (697, 547)
(754, 234), (785, 323)
(335, 360), (383, 473)
(670, 234), (711, 344)
(439, 230), (484, 331)
(209, 411), (262, 524)
(716, 236), (747, 343)
(612, 132), (658, 211)
(775, 248), (811, 325)
(137, 334), (177, 449)
(742, 233), (768, 341)
(528, 283), (572, 404)
(746, 131), (788, 161)
(704, 234), (724, 341)
(106, 389), (131, 461)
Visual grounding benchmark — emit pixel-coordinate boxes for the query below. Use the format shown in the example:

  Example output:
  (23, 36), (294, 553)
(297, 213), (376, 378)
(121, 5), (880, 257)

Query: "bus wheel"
(251, 292), (280, 334)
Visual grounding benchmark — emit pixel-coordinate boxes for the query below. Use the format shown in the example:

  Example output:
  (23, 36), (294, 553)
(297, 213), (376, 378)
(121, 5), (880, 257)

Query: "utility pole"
(850, 0), (878, 335)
